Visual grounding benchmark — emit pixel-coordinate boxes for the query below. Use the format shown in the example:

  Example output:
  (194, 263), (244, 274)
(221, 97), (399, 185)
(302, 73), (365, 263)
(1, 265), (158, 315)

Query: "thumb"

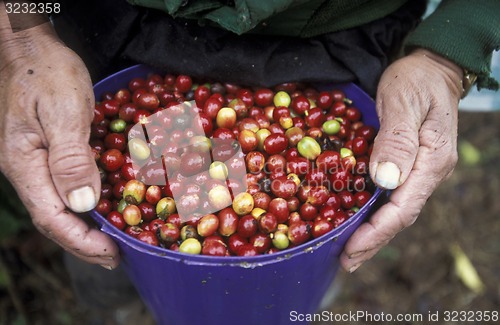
(40, 83), (101, 213)
(370, 84), (424, 190)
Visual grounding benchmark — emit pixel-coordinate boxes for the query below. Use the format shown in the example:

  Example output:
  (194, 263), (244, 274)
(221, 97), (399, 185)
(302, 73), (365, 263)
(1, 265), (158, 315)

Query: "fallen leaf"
(458, 140), (481, 166)
(449, 242), (485, 294)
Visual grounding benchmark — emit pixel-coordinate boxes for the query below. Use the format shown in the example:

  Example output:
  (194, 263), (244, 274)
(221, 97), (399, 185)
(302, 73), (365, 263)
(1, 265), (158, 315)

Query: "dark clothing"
(53, 0), (426, 96)
(123, 0), (500, 90)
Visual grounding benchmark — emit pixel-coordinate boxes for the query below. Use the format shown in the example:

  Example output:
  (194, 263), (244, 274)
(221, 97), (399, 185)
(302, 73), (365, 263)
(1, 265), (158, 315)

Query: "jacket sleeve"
(404, 0), (500, 91)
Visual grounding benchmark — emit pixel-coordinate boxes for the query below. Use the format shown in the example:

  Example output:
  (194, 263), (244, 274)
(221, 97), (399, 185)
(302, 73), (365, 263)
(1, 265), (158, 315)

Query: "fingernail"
(374, 162), (401, 190)
(100, 264), (114, 271)
(349, 263), (361, 273)
(68, 186), (96, 212)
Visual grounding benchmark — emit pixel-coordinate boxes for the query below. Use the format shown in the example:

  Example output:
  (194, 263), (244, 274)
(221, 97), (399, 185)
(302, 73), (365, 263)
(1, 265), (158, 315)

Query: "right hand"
(340, 49), (462, 272)
(0, 19), (119, 269)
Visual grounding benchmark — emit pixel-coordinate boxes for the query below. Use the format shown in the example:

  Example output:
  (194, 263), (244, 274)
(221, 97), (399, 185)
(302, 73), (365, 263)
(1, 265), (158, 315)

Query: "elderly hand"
(340, 49), (464, 272)
(0, 18), (119, 269)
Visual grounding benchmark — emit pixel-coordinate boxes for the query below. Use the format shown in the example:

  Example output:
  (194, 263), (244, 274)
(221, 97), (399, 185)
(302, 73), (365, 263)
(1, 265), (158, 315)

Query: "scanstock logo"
(128, 101), (248, 222)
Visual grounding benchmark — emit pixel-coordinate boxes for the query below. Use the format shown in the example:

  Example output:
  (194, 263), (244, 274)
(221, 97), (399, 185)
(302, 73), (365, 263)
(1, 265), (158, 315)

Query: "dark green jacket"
(127, 0), (499, 90)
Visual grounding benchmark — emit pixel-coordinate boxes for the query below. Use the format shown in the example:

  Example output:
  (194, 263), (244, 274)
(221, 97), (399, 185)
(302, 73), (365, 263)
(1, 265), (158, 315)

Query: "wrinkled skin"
(0, 11), (462, 271)
(0, 18), (119, 269)
(340, 49), (463, 272)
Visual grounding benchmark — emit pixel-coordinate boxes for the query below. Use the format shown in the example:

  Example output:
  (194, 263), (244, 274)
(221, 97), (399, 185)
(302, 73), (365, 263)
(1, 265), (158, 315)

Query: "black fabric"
(54, 0), (426, 96)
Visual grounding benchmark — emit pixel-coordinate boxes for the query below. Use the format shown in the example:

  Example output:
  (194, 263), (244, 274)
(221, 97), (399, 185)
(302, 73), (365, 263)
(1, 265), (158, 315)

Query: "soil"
(0, 111), (499, 325)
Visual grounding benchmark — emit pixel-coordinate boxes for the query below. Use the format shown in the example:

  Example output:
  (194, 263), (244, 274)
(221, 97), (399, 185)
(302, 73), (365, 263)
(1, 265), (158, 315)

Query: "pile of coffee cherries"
(91, 72), (377, 256)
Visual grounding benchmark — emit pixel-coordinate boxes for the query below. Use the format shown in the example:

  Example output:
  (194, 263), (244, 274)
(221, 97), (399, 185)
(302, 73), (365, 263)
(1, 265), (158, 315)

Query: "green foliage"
(0, 174), (31, 240)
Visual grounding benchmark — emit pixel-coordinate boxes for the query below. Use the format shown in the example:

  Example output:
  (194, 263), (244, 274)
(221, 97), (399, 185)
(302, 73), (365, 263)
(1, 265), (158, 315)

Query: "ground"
(0, 111), (499, 325)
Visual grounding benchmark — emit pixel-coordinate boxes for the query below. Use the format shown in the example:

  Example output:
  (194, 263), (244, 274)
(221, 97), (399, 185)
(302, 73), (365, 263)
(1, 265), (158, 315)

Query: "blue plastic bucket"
(90, 65), (385, 325)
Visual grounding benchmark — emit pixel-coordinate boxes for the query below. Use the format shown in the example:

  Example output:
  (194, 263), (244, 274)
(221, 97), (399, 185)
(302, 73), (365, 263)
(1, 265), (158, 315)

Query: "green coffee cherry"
(179, 238), (202, 255)
(273, 91), (291, 107)
(297, 136), (321, 160)
(322, 120), (341, 135)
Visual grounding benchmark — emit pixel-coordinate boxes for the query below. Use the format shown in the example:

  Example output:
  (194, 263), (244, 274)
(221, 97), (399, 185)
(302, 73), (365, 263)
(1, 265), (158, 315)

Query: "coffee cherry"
(194, 85), (210, 107)
(332, 210), (348, 228)
(95, 198), (112, 216)
(305, 107), (325, 128)
(351, 137), (368, 156)
(237, 244), (258, 257)
(137, 230), (158, 246)
(259, 213), (278, 234)
(272, 230), (289, 250)
(315, 151), (341, 173)
(156, 197), (176, 219)
(176, 193), (201, 216)
(232, 192), (254, 216)
(208, 185), (232, 211)
(244, 151), (265, 174)
(123, 180), (146, 205)
(100, 149), (125, 172)
(216, 107), (237, 129)
(236, 88), (254, 108)
(228, 233), (247, 254)
(209, 161), (229, 181)
(145, 185), (162, 205)
(204, 97), (223, 119)
(175, 75), (193, 93)
(101, 99), (120, 117)
(339, 191), (355, 209)
(249, 233), (272, 254)
(285, 126), (305, 147)
(273, 91), (291, 107)
(180, 152), (204, 176)
(180, 224), (199, 240)
(286, 196), (300, 212)
(159, 222), (180, 243)
(287, 221), (311, 245)
(354, 190), (371, 207)
(197, 214), (220, 237)
(263, 133), (288, 155)
(179, 238), (202, 255)
(345, 106), (361, 122)
(106, 211), (126, 230)
(137, 93), (160, 111)
(271, 176), (298, 200)
(229, 98), (248, 119)
(297, 136), (321, 160)
(238, 129), (258, 153)
(218, 207), (238, 236)
(286, 157), (310, 176)
(312, 219), (333, 238)
(331, 89), (346, 102)
(138, 202), (155, 222)
(128, 138), (151, 162)
(237, 215), (258, 238)
(306, 186), (330, 207)
(254, 88), (274, 107)
(299, 202), (318, 221)
(317, 91), (333, 109)
(322, 120), (341, 135)
(290, 95), (310, 115)
(122, 205), (142, 226)
(202, 239), (228, 256)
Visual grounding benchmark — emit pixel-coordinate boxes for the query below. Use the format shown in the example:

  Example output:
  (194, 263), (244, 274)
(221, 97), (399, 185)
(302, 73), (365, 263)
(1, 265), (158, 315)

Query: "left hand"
(340, 49), (464, 272)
